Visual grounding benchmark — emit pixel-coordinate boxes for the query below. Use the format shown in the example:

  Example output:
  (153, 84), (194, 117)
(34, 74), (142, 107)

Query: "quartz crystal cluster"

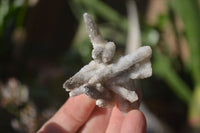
(63, 13), (152, 112)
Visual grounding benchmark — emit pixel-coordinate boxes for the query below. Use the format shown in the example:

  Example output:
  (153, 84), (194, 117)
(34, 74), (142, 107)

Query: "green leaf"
(170, 0), (200, 85)
(153, 51), (192, 104)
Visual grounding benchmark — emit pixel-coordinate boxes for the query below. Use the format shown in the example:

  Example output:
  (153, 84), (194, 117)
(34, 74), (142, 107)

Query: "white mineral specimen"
(63, 13), (152, 112)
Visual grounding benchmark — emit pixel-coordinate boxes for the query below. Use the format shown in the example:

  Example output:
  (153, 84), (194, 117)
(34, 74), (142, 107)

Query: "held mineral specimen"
(63, 13), (152, 112)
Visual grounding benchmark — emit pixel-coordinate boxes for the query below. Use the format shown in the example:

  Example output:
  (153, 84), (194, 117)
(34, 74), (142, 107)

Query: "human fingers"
(120, 110), (146, 133)
(105, 106), (125, 133)
(38, 94), (96, 133)
(78, 106), (112, 133)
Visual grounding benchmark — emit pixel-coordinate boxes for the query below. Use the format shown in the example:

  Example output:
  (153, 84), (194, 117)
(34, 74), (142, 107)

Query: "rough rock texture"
(63, 13), (152, 112)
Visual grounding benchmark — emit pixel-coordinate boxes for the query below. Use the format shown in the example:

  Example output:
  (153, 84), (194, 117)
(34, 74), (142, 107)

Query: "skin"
(38, 94), (146, 133)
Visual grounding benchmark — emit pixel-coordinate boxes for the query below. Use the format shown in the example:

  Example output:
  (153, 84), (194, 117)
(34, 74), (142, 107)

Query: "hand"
(38, 94), (146, 133)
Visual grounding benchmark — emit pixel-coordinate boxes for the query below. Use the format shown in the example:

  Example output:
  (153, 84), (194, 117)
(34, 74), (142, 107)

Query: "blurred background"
(0, 0), (200, 132)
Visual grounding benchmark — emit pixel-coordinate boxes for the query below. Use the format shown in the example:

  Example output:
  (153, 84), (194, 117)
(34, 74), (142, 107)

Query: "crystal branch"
(63, 13), (152, 112)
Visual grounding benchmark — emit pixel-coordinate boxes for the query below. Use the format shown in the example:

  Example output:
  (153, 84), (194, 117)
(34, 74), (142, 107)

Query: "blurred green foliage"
(0, 0), (27, 56)
(170, 0), (200, 128)
(1, 0), (200, 132)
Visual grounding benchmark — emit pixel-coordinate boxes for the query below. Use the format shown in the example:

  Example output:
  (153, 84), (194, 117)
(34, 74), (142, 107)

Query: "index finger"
(38, 94), (96, 133)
